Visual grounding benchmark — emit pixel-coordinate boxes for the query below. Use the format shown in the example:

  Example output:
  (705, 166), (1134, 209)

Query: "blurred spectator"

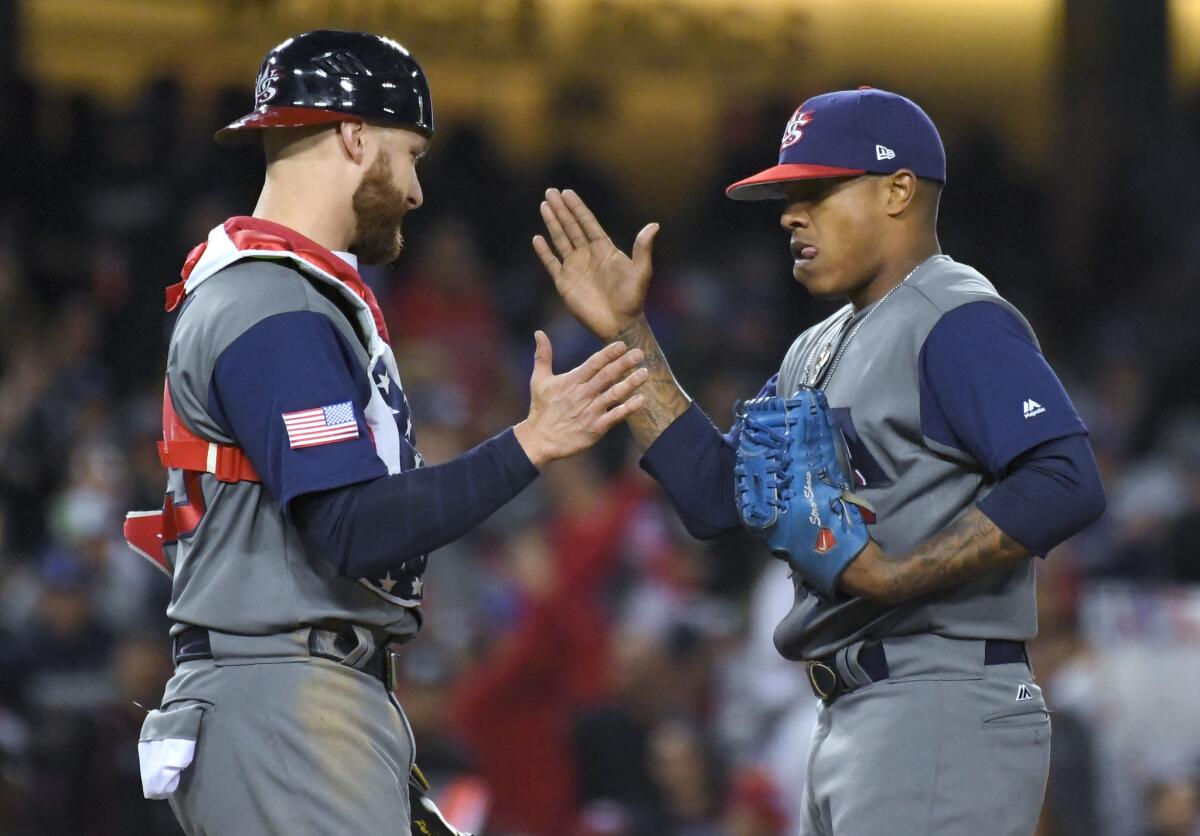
(1142, 777), (1200, 836)
(22, 636), (180, 835)
(646, 718), (725, 835)
(1032, 564), (1101, 836)
(0, 550), (114, 715)
(450, 460), (648, 835)
(721, 768), (789, 836)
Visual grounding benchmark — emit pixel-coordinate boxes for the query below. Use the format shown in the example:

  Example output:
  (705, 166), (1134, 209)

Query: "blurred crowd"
(0, 72), (1198, 836)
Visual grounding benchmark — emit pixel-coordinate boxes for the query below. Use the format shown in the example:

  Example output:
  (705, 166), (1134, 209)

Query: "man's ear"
(884, 170), (918, 217)
(337, 121), (369, 165)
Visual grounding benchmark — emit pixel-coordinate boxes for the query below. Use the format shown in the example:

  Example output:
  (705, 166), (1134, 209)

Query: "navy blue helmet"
(216, 30), (434, 145)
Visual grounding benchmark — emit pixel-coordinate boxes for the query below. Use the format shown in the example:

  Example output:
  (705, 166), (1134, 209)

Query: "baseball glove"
(733, 389), (875, 598)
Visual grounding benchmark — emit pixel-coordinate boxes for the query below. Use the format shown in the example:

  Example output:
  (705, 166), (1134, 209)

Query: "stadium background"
(1, 0), (1199, 833)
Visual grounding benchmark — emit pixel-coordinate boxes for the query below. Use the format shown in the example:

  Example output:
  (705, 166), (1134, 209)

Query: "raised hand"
(512, 330), (648, 468)
(532, 188), (660, 341)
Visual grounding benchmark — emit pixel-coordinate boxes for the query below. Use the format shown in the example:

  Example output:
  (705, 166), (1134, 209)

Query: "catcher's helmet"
(215, 30), (434, 145)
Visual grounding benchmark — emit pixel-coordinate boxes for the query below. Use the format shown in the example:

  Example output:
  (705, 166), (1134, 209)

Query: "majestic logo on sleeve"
(1023, 399), (1045, 419)
(254, 66), (282, 108)
(781, 109), (814, 150)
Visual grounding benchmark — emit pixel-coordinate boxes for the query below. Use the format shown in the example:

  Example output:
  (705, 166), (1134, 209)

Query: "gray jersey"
(771, 255), (1086, 660)
(162, 235), (425, 639)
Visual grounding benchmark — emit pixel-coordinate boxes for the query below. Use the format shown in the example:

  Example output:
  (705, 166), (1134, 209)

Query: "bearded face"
(349, 150), (410, 265)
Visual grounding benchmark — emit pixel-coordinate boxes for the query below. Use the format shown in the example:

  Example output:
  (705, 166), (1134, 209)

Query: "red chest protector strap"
(123, 383), (260, 576)
(157, 383), (260, 483)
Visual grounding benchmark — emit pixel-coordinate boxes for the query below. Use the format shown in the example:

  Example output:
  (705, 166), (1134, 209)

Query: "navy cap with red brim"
(725, 88), (946, 202)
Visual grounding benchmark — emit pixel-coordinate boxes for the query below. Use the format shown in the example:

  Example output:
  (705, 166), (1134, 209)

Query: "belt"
(173, 625), (396, 689)
(806, 638), (1027, 705)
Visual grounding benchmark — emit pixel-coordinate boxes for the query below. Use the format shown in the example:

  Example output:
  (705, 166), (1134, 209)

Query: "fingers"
(530, 330), (553, 386)
(573, 340), (631, 384)
(531, 235), (561, 278)
(631, 222), (660, 272)
(580, 347), (646, 399)
(599, 366), (650, 408)
(594, 393), (646, 434)
(545, 189), (589, 250)
(561, 189), (609, 243)
(539, 200), (574, 260)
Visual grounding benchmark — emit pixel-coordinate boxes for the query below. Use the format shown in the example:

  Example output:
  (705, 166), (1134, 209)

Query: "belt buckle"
(806, 660), (839, 703)
(309, 625), (375, 669)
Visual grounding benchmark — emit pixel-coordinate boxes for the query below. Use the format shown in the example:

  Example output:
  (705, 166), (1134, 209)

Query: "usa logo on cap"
(780, 109), (814, 150)
(727, 87), (946, 201)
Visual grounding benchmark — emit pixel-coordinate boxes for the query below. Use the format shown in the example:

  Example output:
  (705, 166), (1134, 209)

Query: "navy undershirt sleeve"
(293, 429), (540, 577)
(639, 374), (778, 539)
(918, 301), (1087, 478)
(977, 433), (1106, 556)
(207, 310), (388, 510)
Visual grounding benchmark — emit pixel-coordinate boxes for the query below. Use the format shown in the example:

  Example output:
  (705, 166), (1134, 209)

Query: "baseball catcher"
(125, 30), (646, 835)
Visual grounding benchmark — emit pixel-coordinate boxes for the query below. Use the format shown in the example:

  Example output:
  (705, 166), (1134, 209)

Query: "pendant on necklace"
(804, 341), (833, 386)
(814, 342), (832, 373)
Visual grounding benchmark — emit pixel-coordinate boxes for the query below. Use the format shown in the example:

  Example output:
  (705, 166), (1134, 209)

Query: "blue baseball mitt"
(733, 389), (875, 598)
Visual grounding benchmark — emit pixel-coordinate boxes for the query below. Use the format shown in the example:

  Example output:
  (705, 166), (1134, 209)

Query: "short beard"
(349, 151), (408, 266)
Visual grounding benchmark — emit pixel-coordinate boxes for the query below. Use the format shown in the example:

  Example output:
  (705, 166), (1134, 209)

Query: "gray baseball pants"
(800, 634), (1051, 836)
(145, 629), (414, 835)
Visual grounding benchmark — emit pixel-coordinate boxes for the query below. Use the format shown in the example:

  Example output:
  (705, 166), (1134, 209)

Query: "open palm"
(533, 188), (660, 340)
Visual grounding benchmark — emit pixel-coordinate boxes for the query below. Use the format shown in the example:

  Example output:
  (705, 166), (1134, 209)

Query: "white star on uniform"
(410, 577), (423, 597)
(375, 372), (391, 393)
(378, 572), (396, 593)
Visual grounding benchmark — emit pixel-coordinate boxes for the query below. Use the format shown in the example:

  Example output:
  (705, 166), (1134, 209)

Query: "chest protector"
(124, 217), (427, 606)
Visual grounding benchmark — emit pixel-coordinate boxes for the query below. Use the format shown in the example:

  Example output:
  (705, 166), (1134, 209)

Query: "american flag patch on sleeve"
(281, 401), (360, 449)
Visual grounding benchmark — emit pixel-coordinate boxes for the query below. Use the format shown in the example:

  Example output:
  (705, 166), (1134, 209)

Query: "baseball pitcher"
(534, 88), (1106, 835)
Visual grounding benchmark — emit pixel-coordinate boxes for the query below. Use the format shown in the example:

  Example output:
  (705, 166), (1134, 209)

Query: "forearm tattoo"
(878, 506), (1030, 604)
(615, 316), (691, 451)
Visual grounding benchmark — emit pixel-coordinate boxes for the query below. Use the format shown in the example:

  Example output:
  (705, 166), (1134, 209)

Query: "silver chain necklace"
(801, 262), (924, 389)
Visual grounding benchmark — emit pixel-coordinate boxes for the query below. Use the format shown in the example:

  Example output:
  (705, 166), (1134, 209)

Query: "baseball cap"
(726, 87), (946, 201)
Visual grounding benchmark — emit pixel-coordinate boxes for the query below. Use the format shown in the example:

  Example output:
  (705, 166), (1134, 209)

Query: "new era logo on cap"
(727, 87), (947, 200)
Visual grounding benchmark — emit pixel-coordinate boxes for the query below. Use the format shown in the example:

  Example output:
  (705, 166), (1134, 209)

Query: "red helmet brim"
(214, 106), (363, 146)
